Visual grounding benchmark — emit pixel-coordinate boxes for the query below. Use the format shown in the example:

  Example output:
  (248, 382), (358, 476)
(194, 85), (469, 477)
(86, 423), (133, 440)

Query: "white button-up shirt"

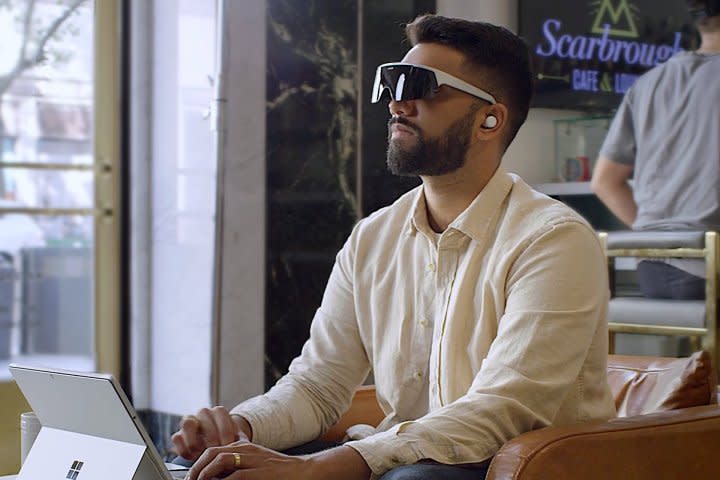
(232, 167), (616, 475)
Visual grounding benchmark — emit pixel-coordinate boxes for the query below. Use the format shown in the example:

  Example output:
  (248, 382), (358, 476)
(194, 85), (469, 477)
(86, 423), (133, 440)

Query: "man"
(175, 14), (615, 480)
(592, 0), (720, 300)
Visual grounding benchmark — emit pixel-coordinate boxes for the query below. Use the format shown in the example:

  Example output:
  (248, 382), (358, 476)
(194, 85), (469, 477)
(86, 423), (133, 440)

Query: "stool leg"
(608, 331), (616, 354)
(690, 336), (702, 354)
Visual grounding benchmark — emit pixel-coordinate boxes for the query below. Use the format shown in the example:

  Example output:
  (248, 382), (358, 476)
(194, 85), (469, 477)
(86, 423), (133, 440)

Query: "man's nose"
(388, 99), (416, 117)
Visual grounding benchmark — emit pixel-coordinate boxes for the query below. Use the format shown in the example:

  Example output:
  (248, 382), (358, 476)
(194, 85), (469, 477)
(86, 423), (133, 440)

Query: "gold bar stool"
(598, 231), (718, 377)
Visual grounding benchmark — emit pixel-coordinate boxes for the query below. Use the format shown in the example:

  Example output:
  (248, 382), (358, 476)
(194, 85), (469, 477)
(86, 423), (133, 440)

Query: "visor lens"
(371, 64), (438, 103)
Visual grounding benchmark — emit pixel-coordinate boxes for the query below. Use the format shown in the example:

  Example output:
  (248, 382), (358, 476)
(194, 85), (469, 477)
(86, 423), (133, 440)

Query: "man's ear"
(476, 103), (508, 139)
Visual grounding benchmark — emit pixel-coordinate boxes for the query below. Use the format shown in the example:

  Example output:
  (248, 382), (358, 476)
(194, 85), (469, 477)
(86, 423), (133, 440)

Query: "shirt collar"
(405, 166), (514, 243)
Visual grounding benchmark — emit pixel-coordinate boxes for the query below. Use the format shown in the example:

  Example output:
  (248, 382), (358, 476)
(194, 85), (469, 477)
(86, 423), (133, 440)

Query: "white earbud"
(482, 115), (498, 129)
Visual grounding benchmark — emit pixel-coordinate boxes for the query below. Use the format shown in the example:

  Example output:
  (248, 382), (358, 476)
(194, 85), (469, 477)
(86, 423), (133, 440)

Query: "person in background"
(173, 14), (615, 480)
(592, 0), (720, 300)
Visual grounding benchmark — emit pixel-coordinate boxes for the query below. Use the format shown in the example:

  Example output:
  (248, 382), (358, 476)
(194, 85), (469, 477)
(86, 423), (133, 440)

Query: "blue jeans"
(175, 441), (490, 479)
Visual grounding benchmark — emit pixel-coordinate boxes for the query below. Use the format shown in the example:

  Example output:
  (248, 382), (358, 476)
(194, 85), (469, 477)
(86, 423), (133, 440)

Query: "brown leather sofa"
(322, 351), (719, 479)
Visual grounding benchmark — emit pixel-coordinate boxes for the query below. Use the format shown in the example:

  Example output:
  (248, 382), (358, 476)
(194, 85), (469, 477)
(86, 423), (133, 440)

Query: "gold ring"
(232, 452), (242, 468)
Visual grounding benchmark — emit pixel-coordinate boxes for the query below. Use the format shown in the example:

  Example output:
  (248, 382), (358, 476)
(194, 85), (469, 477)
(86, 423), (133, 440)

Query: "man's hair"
(687, 0), (720, 31)
(405, 14), (533, 151)
(696, 15), (720, 32)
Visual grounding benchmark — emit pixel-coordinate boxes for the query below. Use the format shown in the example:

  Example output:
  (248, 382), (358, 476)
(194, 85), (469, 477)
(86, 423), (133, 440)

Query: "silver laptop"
(9, 363), (189, 480)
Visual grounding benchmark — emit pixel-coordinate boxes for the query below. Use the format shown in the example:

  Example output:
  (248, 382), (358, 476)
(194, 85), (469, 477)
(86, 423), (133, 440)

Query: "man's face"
(384, 43), (487, 177)
(386, 103), (479, 176)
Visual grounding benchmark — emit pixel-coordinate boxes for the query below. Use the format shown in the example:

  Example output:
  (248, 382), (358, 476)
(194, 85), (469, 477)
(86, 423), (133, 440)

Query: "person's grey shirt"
(600, 51), (720, 276)
(601, 51), (720, 231)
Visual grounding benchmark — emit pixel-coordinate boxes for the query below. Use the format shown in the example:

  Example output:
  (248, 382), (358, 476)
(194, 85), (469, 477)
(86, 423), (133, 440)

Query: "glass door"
(0, 0), (121, 472)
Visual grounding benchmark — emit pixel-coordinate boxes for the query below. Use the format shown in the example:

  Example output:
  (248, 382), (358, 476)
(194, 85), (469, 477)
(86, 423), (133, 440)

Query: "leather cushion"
(607, 351), (718, 417)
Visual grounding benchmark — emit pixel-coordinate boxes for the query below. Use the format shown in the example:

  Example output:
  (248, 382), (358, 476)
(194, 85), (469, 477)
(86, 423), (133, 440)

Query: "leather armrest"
(318, 386), (384, 442)
(487, 405), (720, 480)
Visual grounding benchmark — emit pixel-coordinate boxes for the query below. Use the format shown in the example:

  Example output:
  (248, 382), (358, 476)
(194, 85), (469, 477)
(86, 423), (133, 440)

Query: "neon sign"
(536, 20), (683, 67)
(520, 0), (695, 107)
(535, 19), (683, 94)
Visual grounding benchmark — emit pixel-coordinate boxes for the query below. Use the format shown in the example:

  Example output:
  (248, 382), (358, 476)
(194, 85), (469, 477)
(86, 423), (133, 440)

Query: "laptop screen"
(9, 363), (178, 479)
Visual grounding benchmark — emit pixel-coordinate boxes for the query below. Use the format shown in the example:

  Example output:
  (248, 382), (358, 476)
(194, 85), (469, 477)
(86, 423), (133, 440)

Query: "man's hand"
(171, 406), (253, 461)
(186, 443), (305, 480)
(185, 443), (372, 480)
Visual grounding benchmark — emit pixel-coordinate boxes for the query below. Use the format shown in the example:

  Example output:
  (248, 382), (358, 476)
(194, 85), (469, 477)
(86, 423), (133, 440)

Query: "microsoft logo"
(66, 460), (84, 479)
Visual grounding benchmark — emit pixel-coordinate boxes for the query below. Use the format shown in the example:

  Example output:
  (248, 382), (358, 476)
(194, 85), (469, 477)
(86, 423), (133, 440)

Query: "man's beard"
(386, 104), (479, 177)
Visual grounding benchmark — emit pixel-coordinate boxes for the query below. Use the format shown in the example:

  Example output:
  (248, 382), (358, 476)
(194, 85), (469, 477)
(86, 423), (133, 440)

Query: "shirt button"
(414, 371), (423, 380)
(419, 318), (430, 327)
(427, 262), (436, 272)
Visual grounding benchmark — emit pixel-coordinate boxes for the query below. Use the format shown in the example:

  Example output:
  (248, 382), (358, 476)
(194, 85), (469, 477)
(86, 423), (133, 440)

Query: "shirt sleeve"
(346, 220), (609, 475)
(230, 226), (371, 451)
(599, 89), (636, 165)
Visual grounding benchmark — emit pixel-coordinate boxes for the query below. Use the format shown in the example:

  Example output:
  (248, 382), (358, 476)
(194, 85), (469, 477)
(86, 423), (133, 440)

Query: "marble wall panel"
(265, 0), (435, 388)
(265, 0), (360, 388)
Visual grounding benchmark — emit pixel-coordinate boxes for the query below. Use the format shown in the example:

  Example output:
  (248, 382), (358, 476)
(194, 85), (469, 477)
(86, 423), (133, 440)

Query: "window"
(0, 0), (121, 376)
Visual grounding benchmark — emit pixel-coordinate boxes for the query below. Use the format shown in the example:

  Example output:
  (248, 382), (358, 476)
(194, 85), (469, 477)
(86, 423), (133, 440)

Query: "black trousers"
(636, 260), (705, 300)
